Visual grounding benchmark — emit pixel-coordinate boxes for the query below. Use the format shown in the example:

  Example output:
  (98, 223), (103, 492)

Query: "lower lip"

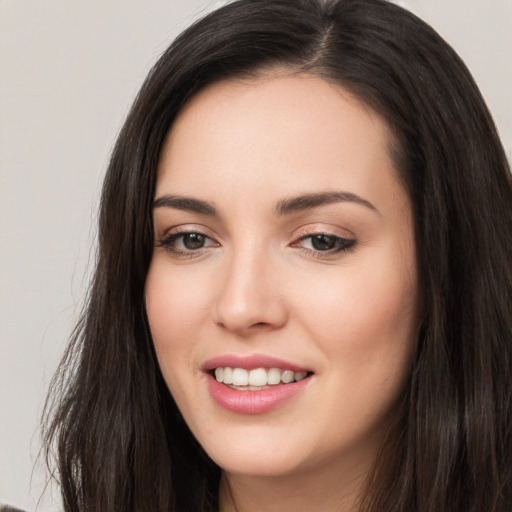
(206, 374), (311, 414)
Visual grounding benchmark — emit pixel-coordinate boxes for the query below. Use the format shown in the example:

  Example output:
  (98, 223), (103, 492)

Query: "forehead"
(156, 72), (404, 211)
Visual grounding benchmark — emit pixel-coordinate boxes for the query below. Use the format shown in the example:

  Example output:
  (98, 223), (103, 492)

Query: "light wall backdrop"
(1, 1), (510, 510)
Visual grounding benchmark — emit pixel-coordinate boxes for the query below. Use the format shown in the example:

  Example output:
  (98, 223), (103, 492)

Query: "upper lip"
(202, 353), (312, 373)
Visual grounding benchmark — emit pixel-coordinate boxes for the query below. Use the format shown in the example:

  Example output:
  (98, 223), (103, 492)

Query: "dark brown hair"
(43, 0), (512, 510)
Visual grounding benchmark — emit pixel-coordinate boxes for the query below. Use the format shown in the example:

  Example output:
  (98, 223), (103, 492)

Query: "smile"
(203, 355), (314, 414)
(214, 367), (309, 389)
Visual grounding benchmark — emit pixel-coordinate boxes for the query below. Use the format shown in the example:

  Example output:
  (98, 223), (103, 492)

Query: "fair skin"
(145, 72), (420, 511)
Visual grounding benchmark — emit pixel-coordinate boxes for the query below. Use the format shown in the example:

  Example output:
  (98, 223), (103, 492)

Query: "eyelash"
(293, 233), (356, 256)
(158, 231), (356, 258)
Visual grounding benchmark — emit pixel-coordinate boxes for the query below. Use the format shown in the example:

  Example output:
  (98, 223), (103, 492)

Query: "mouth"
(203, 354), (314, 414)
(211, 367), (311, 390)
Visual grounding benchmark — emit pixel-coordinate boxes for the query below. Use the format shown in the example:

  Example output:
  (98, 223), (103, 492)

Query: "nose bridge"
(214, 240), (287, 333)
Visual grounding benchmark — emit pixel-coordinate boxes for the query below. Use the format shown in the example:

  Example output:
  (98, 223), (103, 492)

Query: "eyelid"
(158, 223), (215, 238)
(291, 223), (355, 241)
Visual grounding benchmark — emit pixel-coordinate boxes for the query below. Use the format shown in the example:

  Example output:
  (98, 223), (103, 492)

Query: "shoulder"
(0, 506), (28, 512)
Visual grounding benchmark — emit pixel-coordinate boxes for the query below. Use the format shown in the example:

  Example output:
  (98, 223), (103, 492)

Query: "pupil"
(183, 233), (205, 250)
(312, 234), (335, 251)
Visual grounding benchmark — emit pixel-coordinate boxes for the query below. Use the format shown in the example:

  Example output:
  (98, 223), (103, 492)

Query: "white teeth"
(214, 366), (309, 387)
(249, 368), (267, 386)
(232, 368), (249, 386)
(281, 370), (294, 384)
(223, 367), (233, 384)
(267, 368), (281, 385)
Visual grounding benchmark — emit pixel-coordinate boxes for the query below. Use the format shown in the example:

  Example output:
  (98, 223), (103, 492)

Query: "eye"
(309, 234), (339, 251)
(159, 231), (218, 255)
(179, 233), (208, 250)
(293, 233), (356, 254)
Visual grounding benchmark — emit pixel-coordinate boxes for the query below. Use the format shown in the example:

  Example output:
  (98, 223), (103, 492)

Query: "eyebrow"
(153, 195), (218, 216)
(152, 190), (378, 217)
(274, 191), (378, 216)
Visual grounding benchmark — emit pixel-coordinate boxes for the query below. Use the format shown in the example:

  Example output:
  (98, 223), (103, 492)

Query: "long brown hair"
(43, 1), (512, 510)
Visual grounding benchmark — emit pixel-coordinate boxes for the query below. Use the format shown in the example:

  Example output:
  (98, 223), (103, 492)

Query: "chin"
(195, 426), (310, 477)
(213, 450), (305, 478)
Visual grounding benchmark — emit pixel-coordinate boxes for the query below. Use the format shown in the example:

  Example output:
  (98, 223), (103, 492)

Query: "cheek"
(145, 260), (212, 367)
(291, 247), (419, 369)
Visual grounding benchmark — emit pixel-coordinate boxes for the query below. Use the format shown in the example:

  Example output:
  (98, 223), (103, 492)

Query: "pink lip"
(206, 374), (312, 414)
(202, 353), (311, 373)
(202, 354), (313, 414)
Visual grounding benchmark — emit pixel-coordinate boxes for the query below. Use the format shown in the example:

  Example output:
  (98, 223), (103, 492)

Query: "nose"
(213, 247), (288, 335)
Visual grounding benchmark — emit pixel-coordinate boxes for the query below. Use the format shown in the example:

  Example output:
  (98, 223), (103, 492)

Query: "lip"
(206, 374), (312, 414)
(203, 353), (313, 414)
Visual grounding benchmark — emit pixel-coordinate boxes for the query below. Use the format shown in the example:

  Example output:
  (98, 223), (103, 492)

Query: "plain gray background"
(1, 1), (511, 510)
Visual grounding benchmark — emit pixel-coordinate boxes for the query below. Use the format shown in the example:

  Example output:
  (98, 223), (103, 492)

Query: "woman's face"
(146, 73), (420, 480)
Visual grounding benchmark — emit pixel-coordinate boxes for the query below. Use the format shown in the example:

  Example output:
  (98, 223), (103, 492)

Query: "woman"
(42, 0), (512, 511)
